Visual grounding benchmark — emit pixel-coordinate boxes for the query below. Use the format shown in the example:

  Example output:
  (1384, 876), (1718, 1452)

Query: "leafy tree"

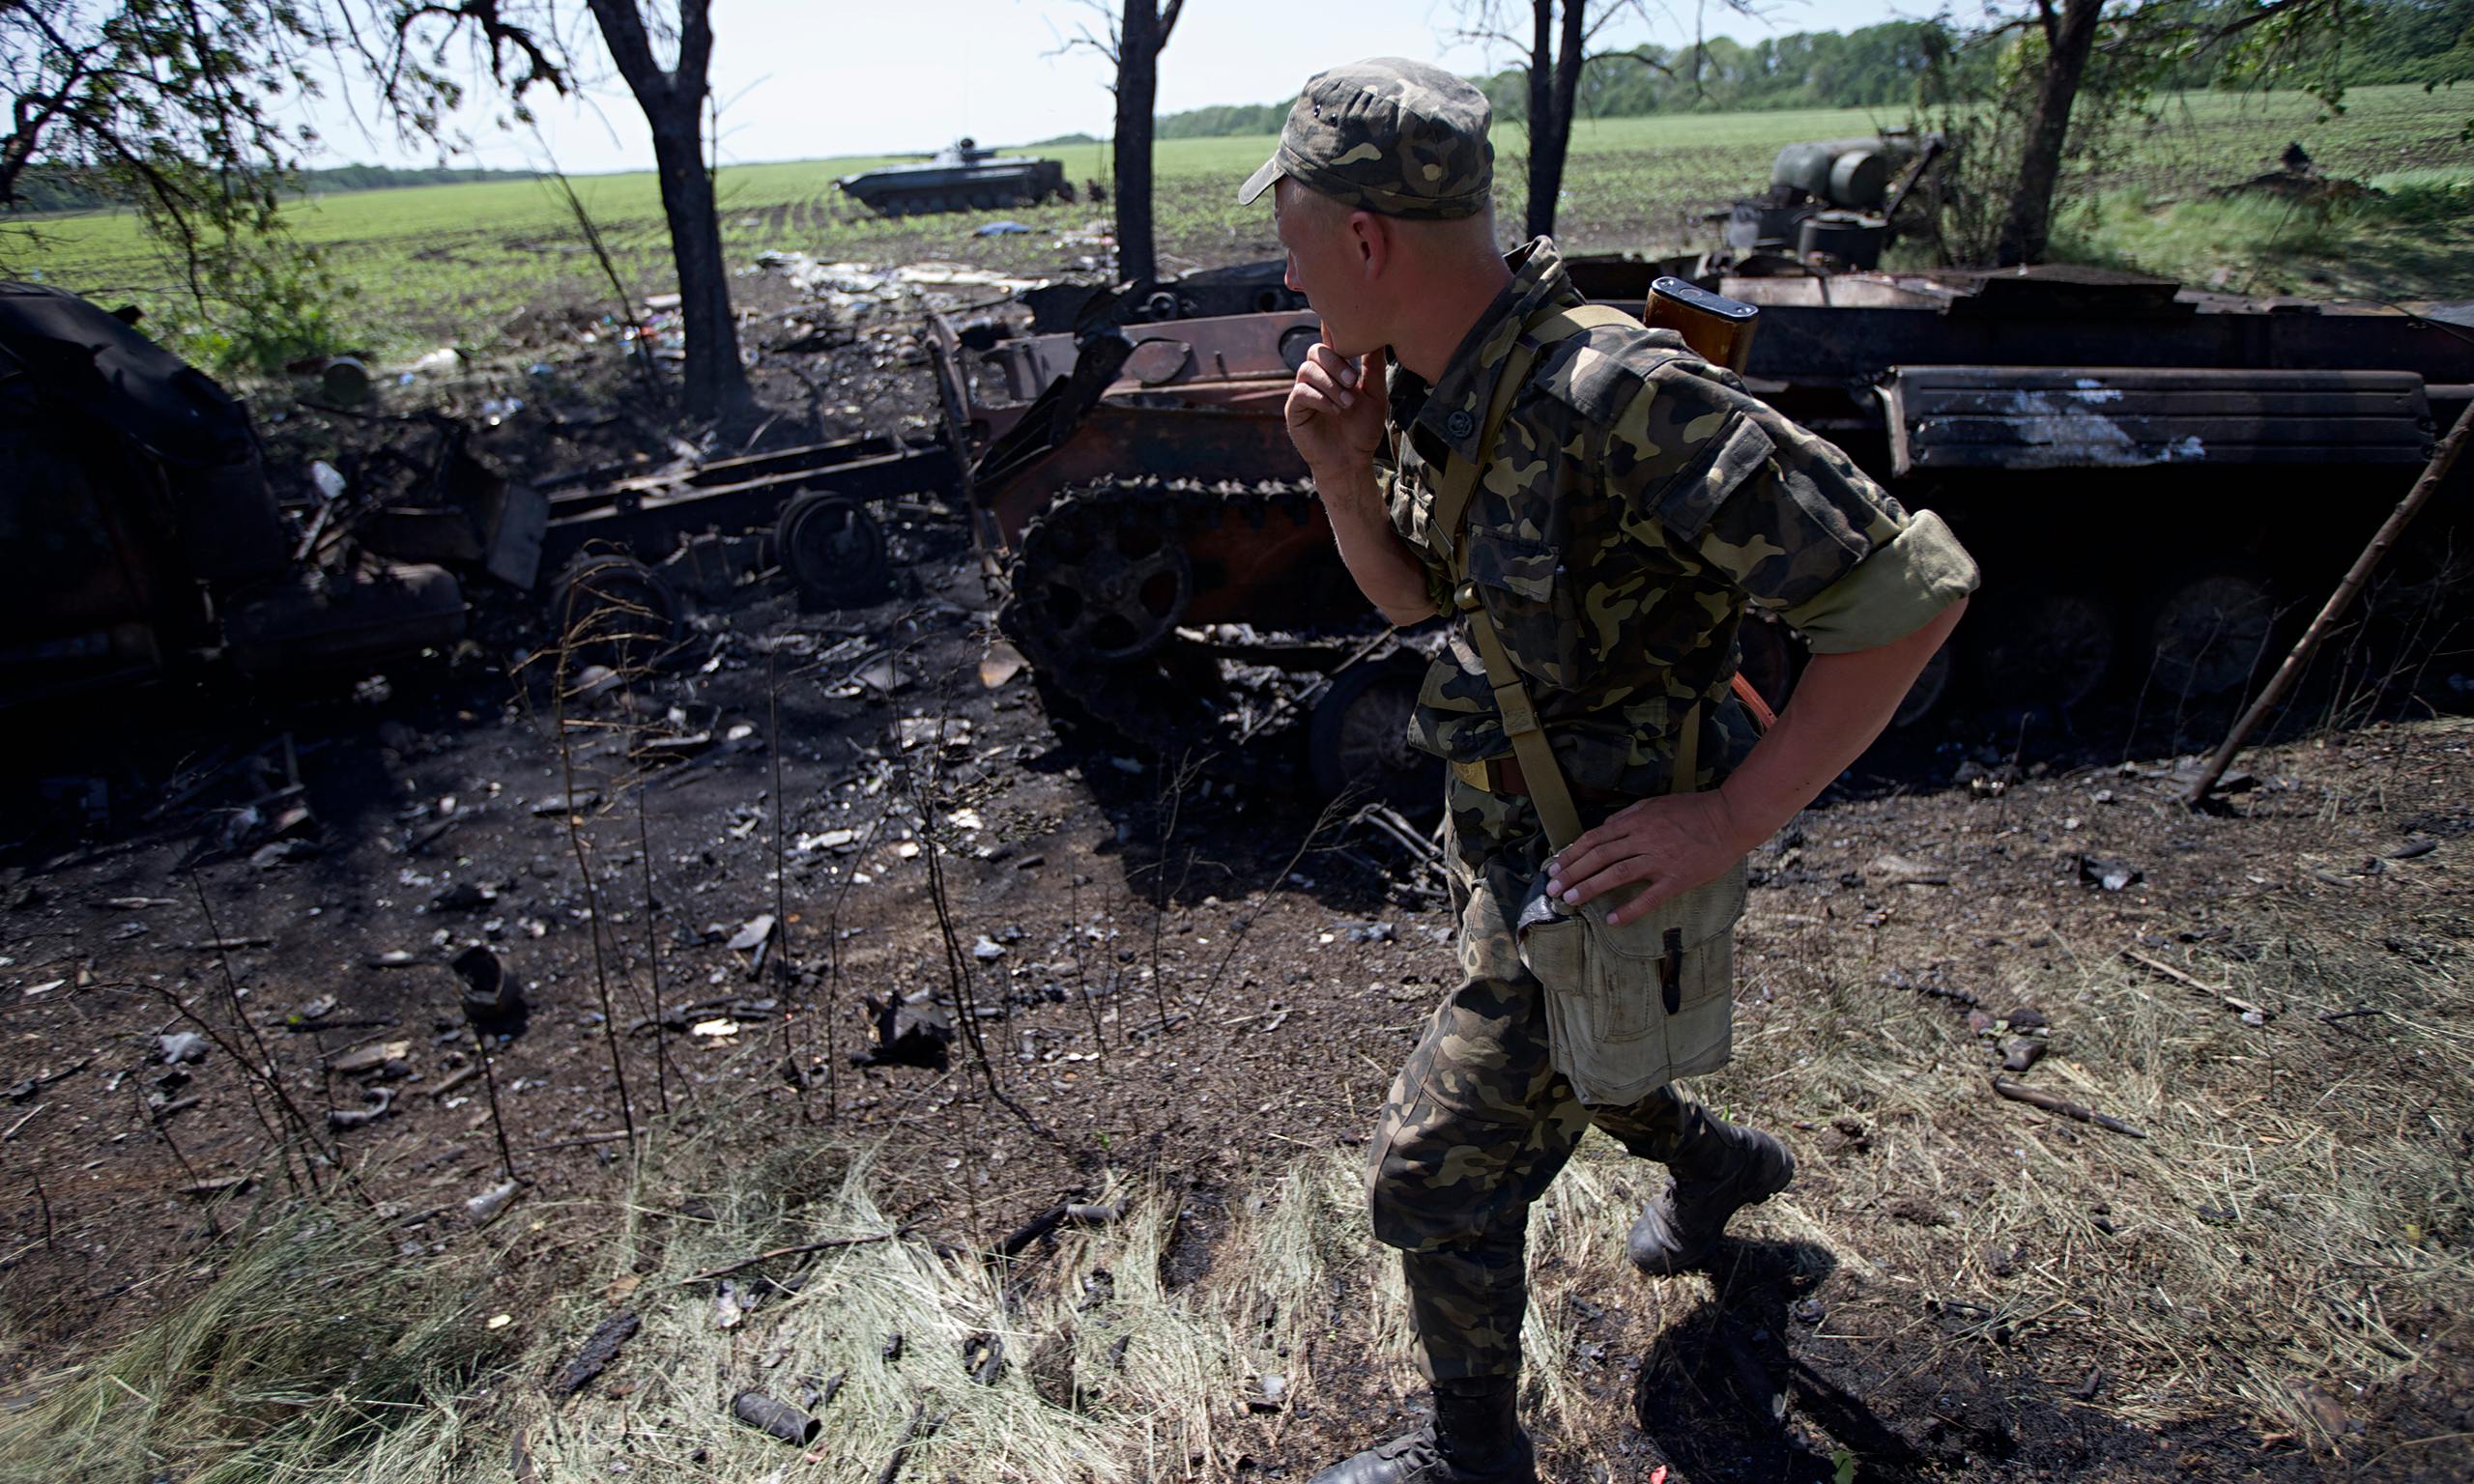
(1959, 0), (2469, 266)
(1, 0), (555, 281)
(1455, 1), (1754, 239)
(5, 0), (751, 418)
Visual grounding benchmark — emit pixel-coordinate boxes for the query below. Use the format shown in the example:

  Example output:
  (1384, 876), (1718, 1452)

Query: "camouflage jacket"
(1380, 239), (1978, 800)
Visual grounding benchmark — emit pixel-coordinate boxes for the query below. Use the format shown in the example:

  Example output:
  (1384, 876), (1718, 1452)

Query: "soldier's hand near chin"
(1285, 342), (1388, 486)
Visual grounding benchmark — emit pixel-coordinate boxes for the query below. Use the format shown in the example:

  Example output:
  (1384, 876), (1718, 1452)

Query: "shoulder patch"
(1531, 323), (1695, 426)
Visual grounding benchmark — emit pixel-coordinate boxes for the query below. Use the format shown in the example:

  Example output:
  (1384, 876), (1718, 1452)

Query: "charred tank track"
(998, 476), (1390, 775)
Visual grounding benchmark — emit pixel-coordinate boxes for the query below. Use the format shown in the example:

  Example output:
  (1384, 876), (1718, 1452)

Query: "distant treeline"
(1155, 0), (2470, 137)
(12, 164), (535, 214)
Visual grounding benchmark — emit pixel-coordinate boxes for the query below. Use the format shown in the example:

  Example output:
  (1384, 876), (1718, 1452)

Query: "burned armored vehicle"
(0, 283), (538, 708)
(1718, 132), (1943, 270)
(836, 139), (1073, 216)
(924, 260), (2471, 794)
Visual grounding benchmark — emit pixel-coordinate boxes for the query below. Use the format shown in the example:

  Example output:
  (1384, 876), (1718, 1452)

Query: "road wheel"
(777, 494), (888, 606)
(1309, 656), (1438, 812)
(552, 554), (681, 674)
(2146, 573), (2278, 699)
(1009, 501), (1192, 663)
(1972, 590), (2115, 711)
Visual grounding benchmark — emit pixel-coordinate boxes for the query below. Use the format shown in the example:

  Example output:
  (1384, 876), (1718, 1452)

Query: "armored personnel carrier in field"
(836, 139), (1072, 216)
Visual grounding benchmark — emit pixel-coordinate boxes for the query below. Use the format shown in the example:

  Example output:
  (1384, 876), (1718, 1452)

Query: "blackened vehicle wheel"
(1309, 656), (1440, 813)
(552, 553), (682, 674)
(777, 492), (888, 606)
(1971, 589), (2115, 712)
(2145, 572), (2279, 699)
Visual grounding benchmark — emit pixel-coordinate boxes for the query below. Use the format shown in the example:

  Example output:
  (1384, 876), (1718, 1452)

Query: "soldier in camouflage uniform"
(1245, 57), (1978, 1483)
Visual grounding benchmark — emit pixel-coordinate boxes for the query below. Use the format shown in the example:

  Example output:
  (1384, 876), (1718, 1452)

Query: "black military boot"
(1627, 1117), (1795, 1276)
(1309, 1376), (1538, 1484)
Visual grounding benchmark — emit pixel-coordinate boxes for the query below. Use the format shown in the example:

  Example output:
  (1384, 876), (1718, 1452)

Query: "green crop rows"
(11, 84), (2468, 357)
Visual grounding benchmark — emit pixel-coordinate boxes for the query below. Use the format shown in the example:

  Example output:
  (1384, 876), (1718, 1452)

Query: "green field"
(10, 84), (2470, 361)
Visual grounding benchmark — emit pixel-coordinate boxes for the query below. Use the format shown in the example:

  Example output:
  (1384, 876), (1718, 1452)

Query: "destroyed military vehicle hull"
(837, 139), (1072, 216)
(0, 283), (503, 708)
(928, 261), (2472, 799)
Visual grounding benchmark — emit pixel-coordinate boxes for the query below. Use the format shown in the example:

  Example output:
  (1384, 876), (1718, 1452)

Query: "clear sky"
(305, 0), (1942, 175)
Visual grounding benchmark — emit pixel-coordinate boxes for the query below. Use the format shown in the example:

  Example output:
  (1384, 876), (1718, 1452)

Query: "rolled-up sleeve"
(1779, 508), (1977, 653)
(1613, 371), (1977, 654)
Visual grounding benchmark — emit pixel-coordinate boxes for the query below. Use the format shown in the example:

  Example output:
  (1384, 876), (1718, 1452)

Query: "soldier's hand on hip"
(1286, 342), (1387, 477)
(1543, 792), (1751, 927)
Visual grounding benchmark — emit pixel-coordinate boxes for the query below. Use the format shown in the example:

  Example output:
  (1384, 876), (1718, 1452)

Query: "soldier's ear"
(1348, 209), (1392, 278)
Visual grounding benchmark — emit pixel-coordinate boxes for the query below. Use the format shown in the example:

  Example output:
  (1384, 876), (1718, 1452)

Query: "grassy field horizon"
(8, 83), (2469, 363)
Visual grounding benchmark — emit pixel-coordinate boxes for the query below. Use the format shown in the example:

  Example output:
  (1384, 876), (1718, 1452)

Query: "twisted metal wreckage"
(6, 213), (2470, 801)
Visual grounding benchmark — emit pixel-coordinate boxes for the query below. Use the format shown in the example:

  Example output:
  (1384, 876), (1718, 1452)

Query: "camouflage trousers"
(1366, 778), (1724, 1384)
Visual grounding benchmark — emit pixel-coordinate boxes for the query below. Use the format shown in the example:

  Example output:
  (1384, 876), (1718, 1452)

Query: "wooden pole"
(2183, 396), (2474, 809)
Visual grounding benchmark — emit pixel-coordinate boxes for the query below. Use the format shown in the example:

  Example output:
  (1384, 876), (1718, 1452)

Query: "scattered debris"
(453, 944), (526, 1027)
(328, 1040), (414, 1077)
(1999, 1036), (2046, 1072)
(964, 1331), (1005, 1385)
(1991, 1075), (2146, 1138)
(856, 992), (951, 1069)
(978, 641), (1027, 689)
(1867, 853), (1949, 887)
(2121, 948), (2272, 1023)
(466, 1179), (522, 1225)
(1246, 1372), (1289, 1413)
(2075, 855), (2143, 892)
(678, 1229), (906, 1285)
(731, 1389), (821, 1446)
(894, 716), (971, 754)
(328, 1085), (395, 1128)
(1, 1102), (46, 1142)
(552, 1312), (641, 1399)
(157, 1032), (207, 1065)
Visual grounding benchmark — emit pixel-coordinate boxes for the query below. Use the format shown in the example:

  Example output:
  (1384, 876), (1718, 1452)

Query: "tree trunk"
(1113, 2), (1160, 286)
(1523, 1), (1588, 241)
(584, 0), (748, 420)
(1550, 0), (1585, 230)
(647, 115), (748, 418)
(1524, 0), (1558, 239)
(1995, 0), (2104, 267)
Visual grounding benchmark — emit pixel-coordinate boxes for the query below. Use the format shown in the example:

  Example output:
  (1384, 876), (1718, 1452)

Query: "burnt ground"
(4, 267), (2473, 1481)
(5, 532), (2471, 1479)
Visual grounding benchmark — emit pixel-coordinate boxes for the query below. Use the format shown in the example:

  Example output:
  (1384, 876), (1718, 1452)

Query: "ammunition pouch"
(1513, 860), (1744, 1107)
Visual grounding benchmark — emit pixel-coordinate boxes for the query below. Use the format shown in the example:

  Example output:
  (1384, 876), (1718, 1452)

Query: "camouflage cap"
(1237, 57), (1493, 220)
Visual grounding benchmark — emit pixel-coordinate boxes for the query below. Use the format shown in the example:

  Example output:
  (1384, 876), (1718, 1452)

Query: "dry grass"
(0, 1199), (512, 1484)
(514, 1127), (1657, 1481)
(1696, 725), (2474, 1462)
(6, 723), (2467, 1480)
